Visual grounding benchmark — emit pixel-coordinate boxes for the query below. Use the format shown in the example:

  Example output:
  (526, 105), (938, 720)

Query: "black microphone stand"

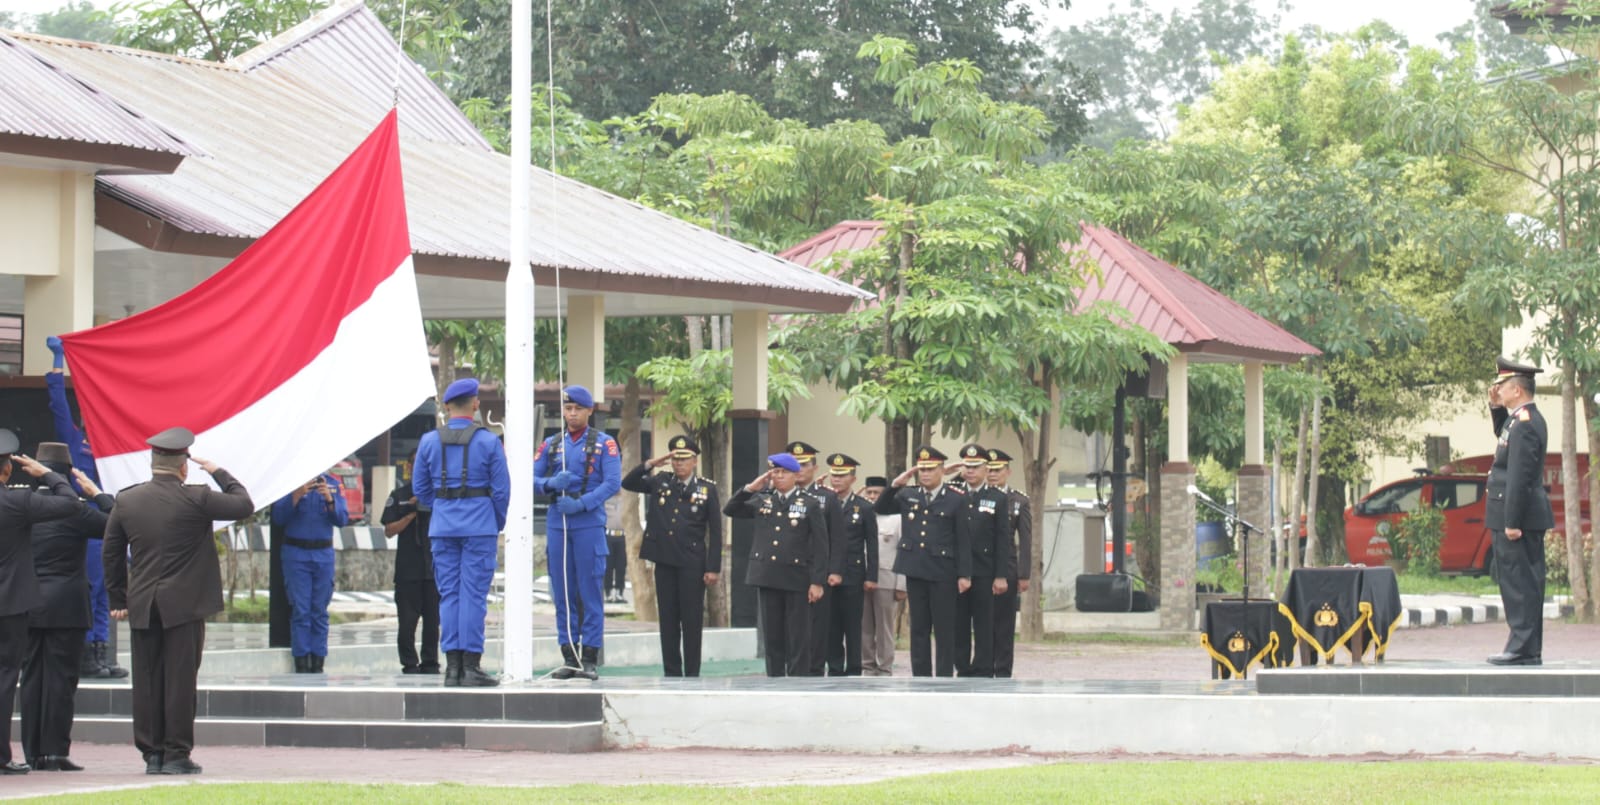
(1192, 494), (1262, 603)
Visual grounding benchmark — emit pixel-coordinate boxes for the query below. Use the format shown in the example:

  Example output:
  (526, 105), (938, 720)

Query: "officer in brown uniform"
(823, 453), (877, 676)
(621, 435), (723, 677)
(0, 430), (87, 775)
(103, 428), (254, 775)
(875, 446), (972, 677)
(724, 453), (827, 677)
(986, 448), (1031, 678)
(786, 441), (845, 676)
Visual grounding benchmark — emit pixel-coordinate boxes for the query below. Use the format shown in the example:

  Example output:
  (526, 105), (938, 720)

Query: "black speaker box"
(1075, 573), (1133, 613)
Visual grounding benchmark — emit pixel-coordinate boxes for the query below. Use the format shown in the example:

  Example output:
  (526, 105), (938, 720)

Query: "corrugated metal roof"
(0, 32), (199, 165)
(1076, 223), (1321, 364)
(9, 5), (868, 314)
(783, 219), (1320, 364)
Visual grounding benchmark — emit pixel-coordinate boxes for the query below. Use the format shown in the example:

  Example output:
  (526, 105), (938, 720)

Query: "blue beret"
(767, 453), (801, 472)
(562, 385), (595, 409)
(443, 377), (479, 403)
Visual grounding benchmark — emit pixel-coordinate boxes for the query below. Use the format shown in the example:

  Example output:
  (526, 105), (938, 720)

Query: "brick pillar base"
(1159, 463), (1197, 631)
(1237, 465), (1271, 600)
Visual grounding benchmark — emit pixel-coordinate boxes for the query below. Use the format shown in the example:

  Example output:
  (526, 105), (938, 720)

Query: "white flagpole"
(503, 0), (535, 681)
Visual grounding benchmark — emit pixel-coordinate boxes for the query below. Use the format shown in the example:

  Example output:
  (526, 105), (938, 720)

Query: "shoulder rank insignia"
(1517, 408), (1531, 422)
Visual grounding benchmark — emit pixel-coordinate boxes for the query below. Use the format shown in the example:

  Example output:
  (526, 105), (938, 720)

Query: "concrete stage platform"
(62, 660), (1600, 759)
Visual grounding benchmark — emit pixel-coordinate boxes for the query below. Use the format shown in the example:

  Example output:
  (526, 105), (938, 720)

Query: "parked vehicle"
(1343, 453), (1589, 575)
(330, 458), (366, 524)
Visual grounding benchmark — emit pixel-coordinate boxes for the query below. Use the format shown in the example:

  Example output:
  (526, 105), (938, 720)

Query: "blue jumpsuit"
(534, 427), (621, 649)
(414, 419), (510, 654)
(45, 372), (111, 647)
(270, 475), (349, 659)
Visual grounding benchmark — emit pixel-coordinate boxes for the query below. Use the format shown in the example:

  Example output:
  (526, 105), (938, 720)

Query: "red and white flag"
(60, 109), (433, 511)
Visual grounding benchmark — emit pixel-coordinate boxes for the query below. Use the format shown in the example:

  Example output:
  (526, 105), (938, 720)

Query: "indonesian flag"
(59, 110), (433, 511)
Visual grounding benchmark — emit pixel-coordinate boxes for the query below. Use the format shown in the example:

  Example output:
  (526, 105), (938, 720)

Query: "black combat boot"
(95, 643), (129, 678)
(310, 655), (325, 673)
(551, 644), (579, 680)
(460, 653), (499, 687)
(79, 644), (104, 678)
(444, 650), (463, 687)
(293, 655), (310, 673)
(578, 646), (600, 680)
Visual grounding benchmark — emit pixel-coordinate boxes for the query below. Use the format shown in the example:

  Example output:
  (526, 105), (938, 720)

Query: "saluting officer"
(986, 448), (1031, 678)
(786, 441), (845, 676)
(20, 442), (113, 772)
(725, 454), (827, 677)
(103, 427), (254, 775)
(621, 435), (723, 677)
(1486, 357), (1553, 667)
(951, 444), (1010, 678)
(822, 453), (877, 676)
(0, 432), (87, 775)
(875, 446), (972, 677)
(414, 377), (511, 688)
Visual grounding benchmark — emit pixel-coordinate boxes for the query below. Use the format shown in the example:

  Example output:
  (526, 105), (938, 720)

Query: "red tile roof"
(780, 219), (1321, 365)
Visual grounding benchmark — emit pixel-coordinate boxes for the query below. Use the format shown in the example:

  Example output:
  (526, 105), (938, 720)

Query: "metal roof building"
(1, 1), (868, 322)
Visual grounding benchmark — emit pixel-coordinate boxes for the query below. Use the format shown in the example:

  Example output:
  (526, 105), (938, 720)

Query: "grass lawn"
(1394, 573), (1500, 596)
(19, 761), (1600, 803)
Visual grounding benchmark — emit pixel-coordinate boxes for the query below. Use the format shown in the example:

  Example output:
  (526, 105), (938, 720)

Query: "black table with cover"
(1201, 599), (1296, 679)
(1278, 566), (1402, 665)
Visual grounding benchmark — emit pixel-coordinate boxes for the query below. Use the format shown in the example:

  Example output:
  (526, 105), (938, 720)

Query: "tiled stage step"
(1256, 661), (1600, 697)
(66, 685), (604, 752)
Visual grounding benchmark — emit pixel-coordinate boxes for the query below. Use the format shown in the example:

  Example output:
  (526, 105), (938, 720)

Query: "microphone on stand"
(1186, 484), (1215, 504)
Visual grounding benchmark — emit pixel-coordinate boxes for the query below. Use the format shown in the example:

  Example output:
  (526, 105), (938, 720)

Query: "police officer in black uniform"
(0, 430), (87, 775)
(380, 466), (439, 675)
(986, 448), (1031, 678)
(950, 444), (1010, 677)
(20, 442), (113, 772)
(725, 454), (827, 677)
(822, 453), (877, 676)
(622, 435), (723, 677)
(786, 441), (845, 676)
(875, 446), (972, 677)
(1486, 357), (1553, 666)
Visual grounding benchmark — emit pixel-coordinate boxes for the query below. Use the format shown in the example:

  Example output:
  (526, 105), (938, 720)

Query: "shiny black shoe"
(35, 756), (84, 772)
(1487, 653), (1542, 666)
(158, 757), (202, 775)
(1, 761), (29, 775)
(417, 663), (441, 674)
(144, 753), (162, 775)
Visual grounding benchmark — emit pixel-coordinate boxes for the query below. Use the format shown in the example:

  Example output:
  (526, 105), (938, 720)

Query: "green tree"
(1394, 1), (1600, 617)
(1047, 0), (1285, 148)
(31, 1), (119, 42)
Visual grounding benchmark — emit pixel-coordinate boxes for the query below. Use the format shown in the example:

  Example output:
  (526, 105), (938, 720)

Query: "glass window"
(1362, 482), (1423, 515)
(1431, 481), (1481, 510)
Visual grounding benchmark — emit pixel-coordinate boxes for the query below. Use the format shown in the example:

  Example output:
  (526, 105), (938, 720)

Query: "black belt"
(437, 486), (491, 499)
(284, 538), (333, 550)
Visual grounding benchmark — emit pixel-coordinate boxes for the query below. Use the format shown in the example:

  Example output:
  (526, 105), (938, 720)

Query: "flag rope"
(390, 0), (409, 108)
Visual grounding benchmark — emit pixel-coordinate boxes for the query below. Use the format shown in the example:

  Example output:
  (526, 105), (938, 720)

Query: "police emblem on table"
(1314, 603), (1339, 628)
(1228, 632), (1249, 653)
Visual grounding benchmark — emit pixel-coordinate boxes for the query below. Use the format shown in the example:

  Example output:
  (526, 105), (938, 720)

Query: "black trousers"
(992, 579), (1019, 678)
(955, 576), (997, 677)
(131, 605), (205, 763)
(905, 576), (958, 677)
(0, 613), (28, 763)
(395, 578), (441, 670)
(20, 627), (83, 762)
(1493, 528), (1546, 659)
(806, 585), (833, 676)
(605, 534), (627, 595)
(655, 562), (706, 677)
(825, 582), (865, 676)
(757, 586), (810, 677)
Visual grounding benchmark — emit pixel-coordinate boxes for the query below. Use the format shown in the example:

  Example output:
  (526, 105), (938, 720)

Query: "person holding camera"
(270, 468), (349, 673)
(381, 465), (439, 675)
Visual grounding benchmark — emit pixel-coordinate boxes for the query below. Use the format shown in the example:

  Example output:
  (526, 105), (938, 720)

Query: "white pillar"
(1167, 352), (1189, 464)
(1244, 361), (1264, 466)
(502, 0), (535, 682)
(567, 295), (605, 404)
(732, 309), (768, 410)
(12, 170), (96, 374)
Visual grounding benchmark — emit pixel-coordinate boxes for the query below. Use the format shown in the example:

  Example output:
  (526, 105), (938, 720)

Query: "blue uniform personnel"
(269, 473), (348, 670)
(413, 378), (510, 687)
(44, 337), (122, 679)
(533, 385), (621, 679)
